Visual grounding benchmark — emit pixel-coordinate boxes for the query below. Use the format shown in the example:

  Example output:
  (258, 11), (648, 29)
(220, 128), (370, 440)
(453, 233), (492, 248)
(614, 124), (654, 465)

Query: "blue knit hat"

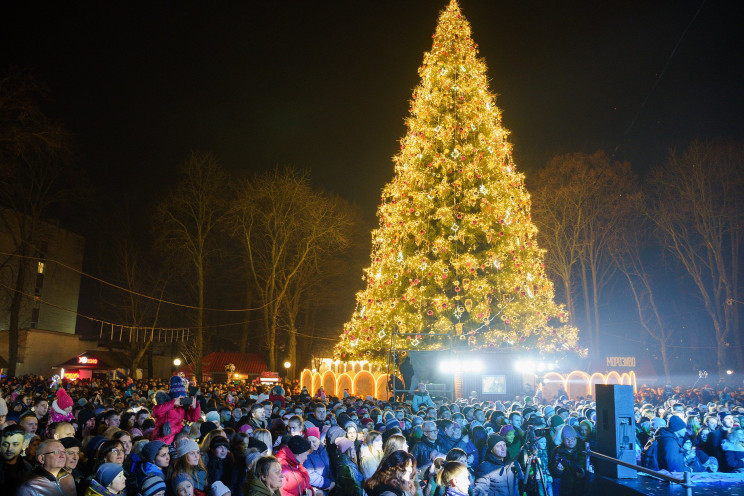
(169, 376), (187, 399)
(141, 475), (167, 496)
(141, 440), (166, 463)
(96, 463), (124, 488)
(172, 473), (192, 491)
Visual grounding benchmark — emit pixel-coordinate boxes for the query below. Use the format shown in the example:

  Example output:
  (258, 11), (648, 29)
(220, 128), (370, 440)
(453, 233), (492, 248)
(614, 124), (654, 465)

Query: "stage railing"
(589, 450), (693, 496)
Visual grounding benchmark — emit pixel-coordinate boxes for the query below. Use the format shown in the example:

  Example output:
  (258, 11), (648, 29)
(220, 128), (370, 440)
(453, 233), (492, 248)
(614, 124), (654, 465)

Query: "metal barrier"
(589, 450), (693, 496)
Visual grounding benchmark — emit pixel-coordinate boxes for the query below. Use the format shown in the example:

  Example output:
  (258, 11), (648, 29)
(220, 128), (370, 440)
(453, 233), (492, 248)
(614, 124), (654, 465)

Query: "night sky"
(2, 0), (741, 219)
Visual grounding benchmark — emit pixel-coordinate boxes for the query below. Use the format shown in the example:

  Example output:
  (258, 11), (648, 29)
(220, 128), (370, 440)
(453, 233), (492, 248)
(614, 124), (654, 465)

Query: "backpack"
(641, 435), (659, 471)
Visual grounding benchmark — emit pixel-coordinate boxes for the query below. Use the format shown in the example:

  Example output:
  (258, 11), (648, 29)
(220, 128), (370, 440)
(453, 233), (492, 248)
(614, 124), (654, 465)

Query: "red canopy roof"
(178, 352), (267, 378)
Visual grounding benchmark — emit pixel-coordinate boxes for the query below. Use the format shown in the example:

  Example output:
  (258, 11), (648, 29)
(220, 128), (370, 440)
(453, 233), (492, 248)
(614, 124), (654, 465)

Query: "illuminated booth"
(53, 351), (129, 381)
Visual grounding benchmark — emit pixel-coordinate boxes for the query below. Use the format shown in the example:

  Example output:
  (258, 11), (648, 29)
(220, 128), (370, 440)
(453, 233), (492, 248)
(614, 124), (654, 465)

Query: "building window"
(37, 261), (45, 274)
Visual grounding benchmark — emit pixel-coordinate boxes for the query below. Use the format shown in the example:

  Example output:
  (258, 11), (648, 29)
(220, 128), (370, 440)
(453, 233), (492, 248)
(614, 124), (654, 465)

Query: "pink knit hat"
(57, 388), (73, 410)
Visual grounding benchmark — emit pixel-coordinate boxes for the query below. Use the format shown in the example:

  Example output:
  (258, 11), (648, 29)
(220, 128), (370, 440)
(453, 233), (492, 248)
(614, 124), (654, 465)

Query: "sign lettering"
(78, 356), (99, 365)
(606, 356), (635, 367)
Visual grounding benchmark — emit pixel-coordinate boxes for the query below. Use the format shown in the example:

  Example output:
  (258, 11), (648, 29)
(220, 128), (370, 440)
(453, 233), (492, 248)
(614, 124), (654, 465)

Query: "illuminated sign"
(606, 357), (635, 367)
(78, 356), (99, 365)
(64, 372), (80, 380)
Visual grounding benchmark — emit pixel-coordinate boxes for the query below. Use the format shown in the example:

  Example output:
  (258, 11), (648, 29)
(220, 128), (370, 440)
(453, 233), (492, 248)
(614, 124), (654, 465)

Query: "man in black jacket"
(474, 433), (522, 496)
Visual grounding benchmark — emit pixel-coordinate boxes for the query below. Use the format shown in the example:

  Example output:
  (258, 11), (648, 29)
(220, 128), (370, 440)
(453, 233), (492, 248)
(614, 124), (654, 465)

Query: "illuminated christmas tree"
(336, 0), (579, 362)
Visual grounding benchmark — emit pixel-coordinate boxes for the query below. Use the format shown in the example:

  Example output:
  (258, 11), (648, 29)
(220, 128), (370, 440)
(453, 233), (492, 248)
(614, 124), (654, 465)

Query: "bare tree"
(229, 168), (352, 370)
(0, 70), (80, 376)
(648, 139), (743, 376)
(610, 192), (676, 383)
(155, 151), (227, 380)
(531, 151), (636, 360)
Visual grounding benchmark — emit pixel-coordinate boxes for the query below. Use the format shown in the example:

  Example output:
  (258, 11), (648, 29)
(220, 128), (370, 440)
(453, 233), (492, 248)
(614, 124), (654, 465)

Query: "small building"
(53, 350), (130, 380)
(177, 352), (267, 383)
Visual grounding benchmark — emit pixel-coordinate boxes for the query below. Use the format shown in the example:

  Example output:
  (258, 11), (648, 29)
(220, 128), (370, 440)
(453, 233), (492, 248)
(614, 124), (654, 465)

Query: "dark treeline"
(529, 141), (743, 381)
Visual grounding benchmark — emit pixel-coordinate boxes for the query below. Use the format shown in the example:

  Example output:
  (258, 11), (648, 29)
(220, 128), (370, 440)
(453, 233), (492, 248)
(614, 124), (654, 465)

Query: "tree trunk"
(562, 278), (575, 326)
(240, 282), (252, 353)
(579, 258), (593, 353)
(196, 265), (204, 381)
(8, 248), (28, 377)
(147, 348), (154, 379)
(660, 339), (671, 385)
(591, 259), (601, 360)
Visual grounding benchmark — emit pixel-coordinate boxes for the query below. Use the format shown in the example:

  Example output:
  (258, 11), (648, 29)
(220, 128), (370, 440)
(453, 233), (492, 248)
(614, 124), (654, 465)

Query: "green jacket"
(242, 473), (280, 496)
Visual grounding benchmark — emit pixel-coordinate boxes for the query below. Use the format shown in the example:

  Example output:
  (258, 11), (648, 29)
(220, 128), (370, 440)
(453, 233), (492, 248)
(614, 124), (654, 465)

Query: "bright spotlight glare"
(537, 362), (546, 372)
(727, 369), (734, 375)
(548, 363), (556, 370)
(439, 359), (483, 374)
(173, 358), (182, 366)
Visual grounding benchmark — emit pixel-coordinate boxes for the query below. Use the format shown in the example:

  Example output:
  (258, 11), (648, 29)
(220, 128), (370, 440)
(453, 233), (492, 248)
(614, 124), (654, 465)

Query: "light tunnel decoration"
(301, 367), (635, 401)
(300, 368), (399, 400)
(539, 370), (636, 400)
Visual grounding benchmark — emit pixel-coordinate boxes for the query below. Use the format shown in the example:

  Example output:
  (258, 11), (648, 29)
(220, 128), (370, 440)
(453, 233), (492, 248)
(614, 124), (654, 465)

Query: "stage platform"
(588, 472), (744, 496)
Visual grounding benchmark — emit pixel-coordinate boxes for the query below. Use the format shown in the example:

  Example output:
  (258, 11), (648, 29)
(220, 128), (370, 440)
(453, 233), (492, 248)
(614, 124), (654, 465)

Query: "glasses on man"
(423, 429), (437, 433)
(42, 450), (66, 456)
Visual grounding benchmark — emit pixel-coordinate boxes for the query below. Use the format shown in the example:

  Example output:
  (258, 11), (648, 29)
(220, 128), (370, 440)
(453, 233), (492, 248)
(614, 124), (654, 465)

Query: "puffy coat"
(304, 445), (334, 490)
(721, 438), (744, 472)
(412, 392), (436, 412)
(411, 437), (438, 470)
(243, 471), (281, 496)
(152, 398), (201, 445)
(275, 445), (313, 496)
(359, 443), (383, 479)
(473, 451), (520, 496)
(15, 466), (74, 496)
(655, 428), (688, 472)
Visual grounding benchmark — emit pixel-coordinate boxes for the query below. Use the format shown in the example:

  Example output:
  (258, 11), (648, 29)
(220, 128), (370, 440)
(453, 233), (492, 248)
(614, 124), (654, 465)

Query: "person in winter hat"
(87, 462), (127, 496)
(50, 388), (75, 423)
(152, 376), (201, 445)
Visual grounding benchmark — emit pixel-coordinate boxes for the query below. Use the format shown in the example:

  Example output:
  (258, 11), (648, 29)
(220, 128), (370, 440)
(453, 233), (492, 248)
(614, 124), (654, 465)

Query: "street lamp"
(173, 358), (182, 367)
(284, 361), (291, 382)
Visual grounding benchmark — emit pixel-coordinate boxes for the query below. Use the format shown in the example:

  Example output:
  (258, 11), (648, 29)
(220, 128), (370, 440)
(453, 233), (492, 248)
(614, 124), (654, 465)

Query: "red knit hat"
(57, 388), (73, 410)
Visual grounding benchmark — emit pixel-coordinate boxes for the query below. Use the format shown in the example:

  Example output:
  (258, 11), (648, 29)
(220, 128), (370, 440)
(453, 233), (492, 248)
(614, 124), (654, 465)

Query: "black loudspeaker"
(595, 384), (637, 478)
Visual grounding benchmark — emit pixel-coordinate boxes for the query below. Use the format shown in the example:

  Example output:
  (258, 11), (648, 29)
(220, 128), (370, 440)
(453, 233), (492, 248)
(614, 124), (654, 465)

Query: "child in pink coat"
(50, 388), (75, 423)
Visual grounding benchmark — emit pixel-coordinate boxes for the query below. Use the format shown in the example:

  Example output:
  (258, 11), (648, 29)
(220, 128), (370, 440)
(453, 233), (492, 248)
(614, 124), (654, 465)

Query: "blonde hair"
(253, 429), (273, 455)
(437, 461), (469, 488)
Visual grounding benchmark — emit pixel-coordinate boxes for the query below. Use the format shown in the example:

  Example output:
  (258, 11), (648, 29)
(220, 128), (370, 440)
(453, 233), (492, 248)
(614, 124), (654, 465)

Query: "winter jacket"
(366, 483), (407, 496)
(720, 438), (744, 472)
(435, 431), (458, 455)
(549, 444), (588, 495)
(411, 437), (438, 470)
(83, 479), (120, 496)
(303, 445), (334, 490)
(15, 466), (75, 496)
(50, 400), (75, 424)
(152, 398), (201, 445)
(412, 392), (435, 412)
(135, 461), (165, 488)
(275, 444), (313, 496)
(473, 451), (520, 496)
(243, 473), (281, 496)
(1, 457), (33, 494)
(206, 452), (236, 489)
(655, 428), (688, 473)
(335, 452), (364, 496)
(358, 444), (383, 479)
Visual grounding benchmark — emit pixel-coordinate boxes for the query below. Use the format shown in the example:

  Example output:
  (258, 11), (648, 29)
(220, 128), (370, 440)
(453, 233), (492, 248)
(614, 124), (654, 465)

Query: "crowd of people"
(1, 373), (742, 496)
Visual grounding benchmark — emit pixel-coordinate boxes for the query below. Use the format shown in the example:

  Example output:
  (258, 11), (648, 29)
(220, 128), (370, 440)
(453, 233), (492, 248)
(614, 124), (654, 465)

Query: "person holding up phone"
(153, 376), (201, 445)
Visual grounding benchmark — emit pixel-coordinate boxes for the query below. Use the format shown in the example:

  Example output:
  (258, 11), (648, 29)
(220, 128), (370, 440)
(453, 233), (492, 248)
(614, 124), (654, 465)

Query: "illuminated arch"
(605, 371), (622, 385)
(541, 372), (565, 400)
(376, 374), (390, 400)
(620, 372), (631, 386)
(629, 371), (637, 392)
(353, 370), (376, 398)
(336, 373), (353, 395)
(301, 370), (313, 391)
(353, 362), (362, 374)
(590, 373), (605, 398)
(322, 370), (336, 397)
(566, 371), (591, 399)
(312, 373), (322, 395)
